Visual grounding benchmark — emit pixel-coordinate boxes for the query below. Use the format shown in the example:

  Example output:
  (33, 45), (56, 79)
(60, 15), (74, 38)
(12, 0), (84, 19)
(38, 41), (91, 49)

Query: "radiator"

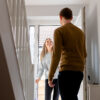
(88, 84), (100, 100)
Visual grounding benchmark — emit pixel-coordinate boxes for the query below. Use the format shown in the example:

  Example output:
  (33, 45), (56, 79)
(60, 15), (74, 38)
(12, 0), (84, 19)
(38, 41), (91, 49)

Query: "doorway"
(29, 8), (87, 100)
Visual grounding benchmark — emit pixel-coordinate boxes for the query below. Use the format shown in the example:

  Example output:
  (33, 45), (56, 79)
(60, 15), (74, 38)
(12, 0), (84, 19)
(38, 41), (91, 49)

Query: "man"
(48, 8), (87, 100)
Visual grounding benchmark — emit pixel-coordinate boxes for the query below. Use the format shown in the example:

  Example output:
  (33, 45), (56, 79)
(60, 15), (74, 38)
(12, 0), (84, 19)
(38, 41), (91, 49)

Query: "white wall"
(85, 0), (100, 84)
(97, 1), (100, 84)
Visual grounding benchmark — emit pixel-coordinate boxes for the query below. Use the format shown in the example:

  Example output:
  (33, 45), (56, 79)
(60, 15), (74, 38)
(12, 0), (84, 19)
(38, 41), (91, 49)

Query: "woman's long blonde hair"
(40, 38), (53, 61)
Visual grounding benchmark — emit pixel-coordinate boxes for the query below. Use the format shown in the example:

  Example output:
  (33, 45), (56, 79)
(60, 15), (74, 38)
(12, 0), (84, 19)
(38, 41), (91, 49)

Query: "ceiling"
(25, 0), (85, 22)
(26, 5), (83, 18)
(25, 0), (84, 5)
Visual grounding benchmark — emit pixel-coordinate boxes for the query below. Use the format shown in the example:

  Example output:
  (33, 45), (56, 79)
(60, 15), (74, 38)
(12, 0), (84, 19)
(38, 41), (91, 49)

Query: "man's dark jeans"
(58, 70), (83, 100)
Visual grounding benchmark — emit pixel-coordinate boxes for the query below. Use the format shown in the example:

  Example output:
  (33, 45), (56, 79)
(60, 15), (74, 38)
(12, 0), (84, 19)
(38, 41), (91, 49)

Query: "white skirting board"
(88, 84), (100, 100)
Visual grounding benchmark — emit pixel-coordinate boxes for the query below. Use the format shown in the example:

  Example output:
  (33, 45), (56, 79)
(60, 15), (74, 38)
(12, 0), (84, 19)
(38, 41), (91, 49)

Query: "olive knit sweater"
(48, 23), (87, 81)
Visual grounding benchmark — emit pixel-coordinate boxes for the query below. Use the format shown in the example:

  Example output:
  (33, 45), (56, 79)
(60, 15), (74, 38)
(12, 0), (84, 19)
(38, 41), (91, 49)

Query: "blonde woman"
(36, 38), (59, 100)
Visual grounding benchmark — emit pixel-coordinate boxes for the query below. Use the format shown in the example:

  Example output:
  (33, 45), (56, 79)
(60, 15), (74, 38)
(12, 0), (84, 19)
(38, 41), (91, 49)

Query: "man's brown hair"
(59, 8), (73, 19)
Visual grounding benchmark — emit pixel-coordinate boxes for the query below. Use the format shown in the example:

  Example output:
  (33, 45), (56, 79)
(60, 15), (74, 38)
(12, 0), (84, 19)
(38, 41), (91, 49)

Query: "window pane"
(29, 26), (35, 64)
(38, 25), (60, 62)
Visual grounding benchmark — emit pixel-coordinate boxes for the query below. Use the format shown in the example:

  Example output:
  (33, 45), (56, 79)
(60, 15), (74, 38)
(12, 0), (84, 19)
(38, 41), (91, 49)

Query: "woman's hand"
(35, 78), (40, 84)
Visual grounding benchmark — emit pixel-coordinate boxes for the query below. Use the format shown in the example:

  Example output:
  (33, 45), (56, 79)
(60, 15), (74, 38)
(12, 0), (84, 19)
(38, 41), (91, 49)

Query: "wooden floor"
(38, 80), (45, 100)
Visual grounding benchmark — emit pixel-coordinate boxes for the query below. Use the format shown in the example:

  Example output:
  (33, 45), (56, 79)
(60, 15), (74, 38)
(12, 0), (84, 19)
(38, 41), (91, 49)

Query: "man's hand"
(48, 80), (55, 88)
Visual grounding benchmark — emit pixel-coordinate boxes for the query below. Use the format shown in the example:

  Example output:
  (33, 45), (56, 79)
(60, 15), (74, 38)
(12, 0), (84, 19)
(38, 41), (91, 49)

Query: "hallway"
(0, 0), (100, 100)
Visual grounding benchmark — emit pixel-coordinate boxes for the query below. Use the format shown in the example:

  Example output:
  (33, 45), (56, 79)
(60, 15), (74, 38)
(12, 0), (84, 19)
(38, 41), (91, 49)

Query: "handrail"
(0, 0), (25, 100)
(5, 0), (34, 100)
